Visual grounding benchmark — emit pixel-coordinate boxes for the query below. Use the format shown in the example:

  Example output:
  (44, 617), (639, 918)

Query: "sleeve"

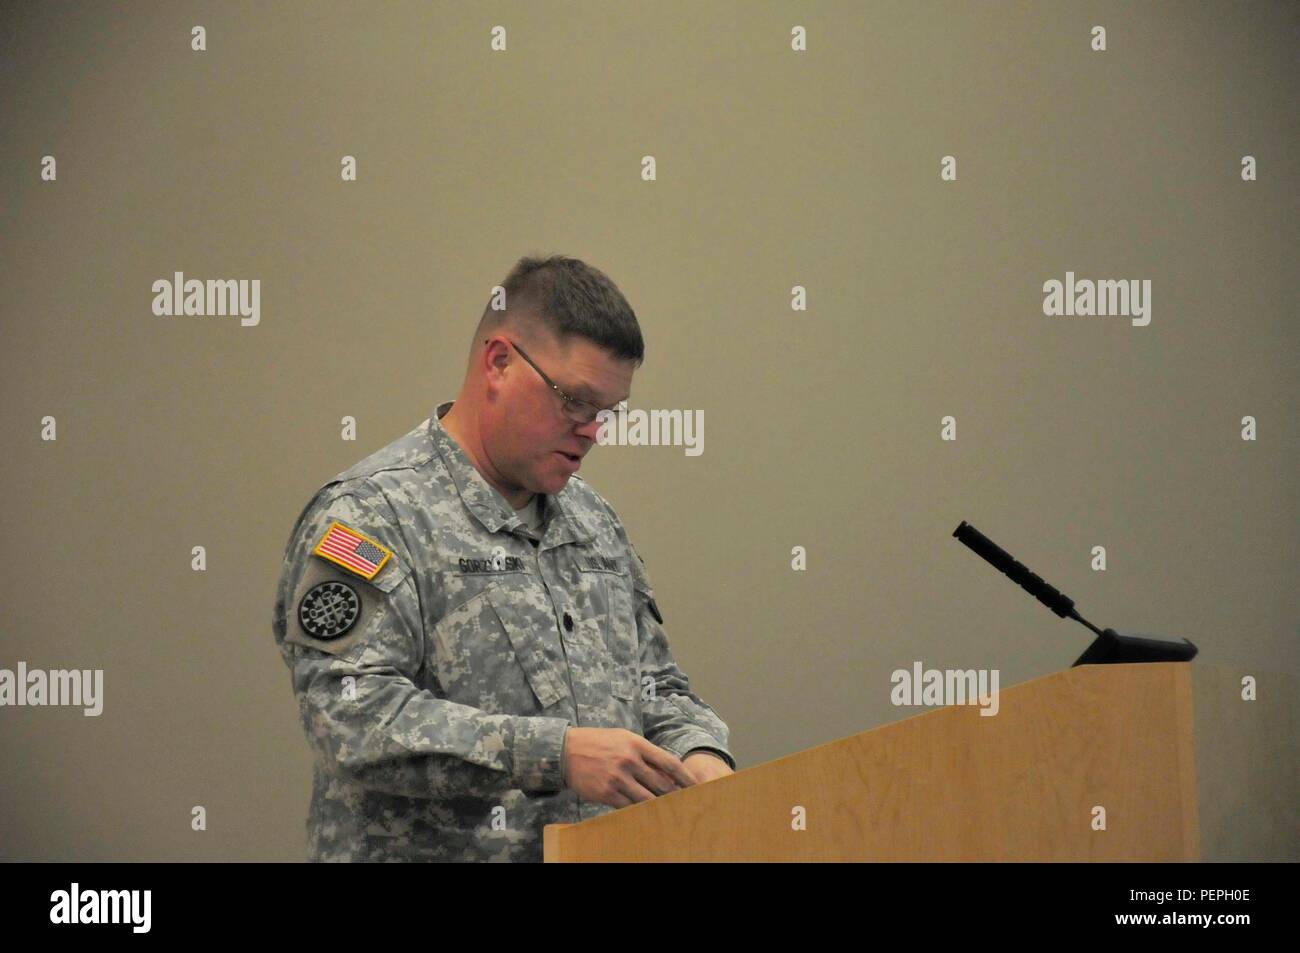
(622, 537), (737, 771)
(272, 479), (572, 799)
(683, 747), (734, 765)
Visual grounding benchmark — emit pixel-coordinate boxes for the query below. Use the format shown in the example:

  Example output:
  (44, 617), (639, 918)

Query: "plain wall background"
(1, 0), (1295, 860)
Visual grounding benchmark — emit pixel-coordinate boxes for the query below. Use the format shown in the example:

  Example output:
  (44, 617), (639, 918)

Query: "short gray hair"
(477, 254), (644, 365)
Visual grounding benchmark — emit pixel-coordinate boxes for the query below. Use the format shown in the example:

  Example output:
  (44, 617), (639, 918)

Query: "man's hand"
(683, 750), (734, 784)
(561, 727), (696, 807)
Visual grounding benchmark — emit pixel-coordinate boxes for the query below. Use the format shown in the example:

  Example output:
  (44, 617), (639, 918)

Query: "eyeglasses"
(495, 338), (628, 424)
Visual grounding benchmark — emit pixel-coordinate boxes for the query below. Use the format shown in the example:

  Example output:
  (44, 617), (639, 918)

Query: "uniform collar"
(428, 400), (597, 546)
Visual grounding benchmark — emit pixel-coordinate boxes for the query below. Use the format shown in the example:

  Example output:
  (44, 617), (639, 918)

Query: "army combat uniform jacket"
(272, 400), (735, 862)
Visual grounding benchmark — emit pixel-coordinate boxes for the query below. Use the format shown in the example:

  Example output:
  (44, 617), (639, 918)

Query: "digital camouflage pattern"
(272, 400), (734, 862)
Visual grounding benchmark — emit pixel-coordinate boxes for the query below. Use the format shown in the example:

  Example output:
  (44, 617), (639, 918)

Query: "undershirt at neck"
(513, 493), (544, 543)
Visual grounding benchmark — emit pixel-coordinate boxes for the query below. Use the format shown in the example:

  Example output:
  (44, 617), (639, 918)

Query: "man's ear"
(481, 337), (512, 391)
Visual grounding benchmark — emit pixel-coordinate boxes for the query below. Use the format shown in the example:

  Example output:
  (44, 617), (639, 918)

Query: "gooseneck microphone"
(951, 520), (1197, 665)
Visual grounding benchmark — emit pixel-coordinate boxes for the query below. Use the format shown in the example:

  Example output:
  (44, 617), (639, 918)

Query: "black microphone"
(952, 520), (1076, 619)
(951, 520), (1197, 666)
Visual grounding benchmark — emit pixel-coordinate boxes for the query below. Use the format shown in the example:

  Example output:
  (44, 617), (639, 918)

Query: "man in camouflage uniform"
(272, 255), (735, 861)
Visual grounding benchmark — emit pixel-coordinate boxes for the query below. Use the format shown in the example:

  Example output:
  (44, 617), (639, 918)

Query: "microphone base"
(1072, 628), (1199, 666)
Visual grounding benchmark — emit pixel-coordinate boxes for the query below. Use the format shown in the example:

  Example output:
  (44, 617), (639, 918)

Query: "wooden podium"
(544, 662), (1297, 862)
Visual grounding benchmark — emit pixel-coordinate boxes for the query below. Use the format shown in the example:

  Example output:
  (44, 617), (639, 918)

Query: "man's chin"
(541, 474), (572, 494)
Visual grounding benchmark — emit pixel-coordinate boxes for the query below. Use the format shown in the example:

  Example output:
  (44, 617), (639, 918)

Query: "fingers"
(642, 742), (695, 789)
(632, 760), (683, 797)
(612, 775), (659, 805)
(576, 731), (700, 808)
(612, 747), (689, 805)
(606, 790), (635, 808)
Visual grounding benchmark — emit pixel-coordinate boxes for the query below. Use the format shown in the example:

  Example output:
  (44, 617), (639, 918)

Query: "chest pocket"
(431, 584), (567, 714)
(579, 564), (640, 702)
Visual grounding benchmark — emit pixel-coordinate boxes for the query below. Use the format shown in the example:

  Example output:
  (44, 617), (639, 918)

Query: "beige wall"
(1, 0), (1294, 860)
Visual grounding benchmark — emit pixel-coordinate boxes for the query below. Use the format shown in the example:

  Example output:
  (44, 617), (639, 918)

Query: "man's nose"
(572, 417), (603, 445)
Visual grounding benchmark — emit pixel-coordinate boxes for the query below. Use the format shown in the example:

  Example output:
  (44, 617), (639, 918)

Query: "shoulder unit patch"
(298, 580), (361, 640)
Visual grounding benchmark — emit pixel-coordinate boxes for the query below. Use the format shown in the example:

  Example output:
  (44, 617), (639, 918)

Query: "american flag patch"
(312, 521), (393, 580)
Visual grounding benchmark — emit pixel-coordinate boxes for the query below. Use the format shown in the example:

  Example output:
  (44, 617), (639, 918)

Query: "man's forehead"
(555, 337), (635, 402)
(567, 378), (631, 406)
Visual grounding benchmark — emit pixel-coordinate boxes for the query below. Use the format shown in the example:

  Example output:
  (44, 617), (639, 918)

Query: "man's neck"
(441, 401), (534, 510)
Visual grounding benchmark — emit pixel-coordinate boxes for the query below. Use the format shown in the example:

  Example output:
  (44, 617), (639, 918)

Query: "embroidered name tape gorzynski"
(458, 556), (526, 573)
